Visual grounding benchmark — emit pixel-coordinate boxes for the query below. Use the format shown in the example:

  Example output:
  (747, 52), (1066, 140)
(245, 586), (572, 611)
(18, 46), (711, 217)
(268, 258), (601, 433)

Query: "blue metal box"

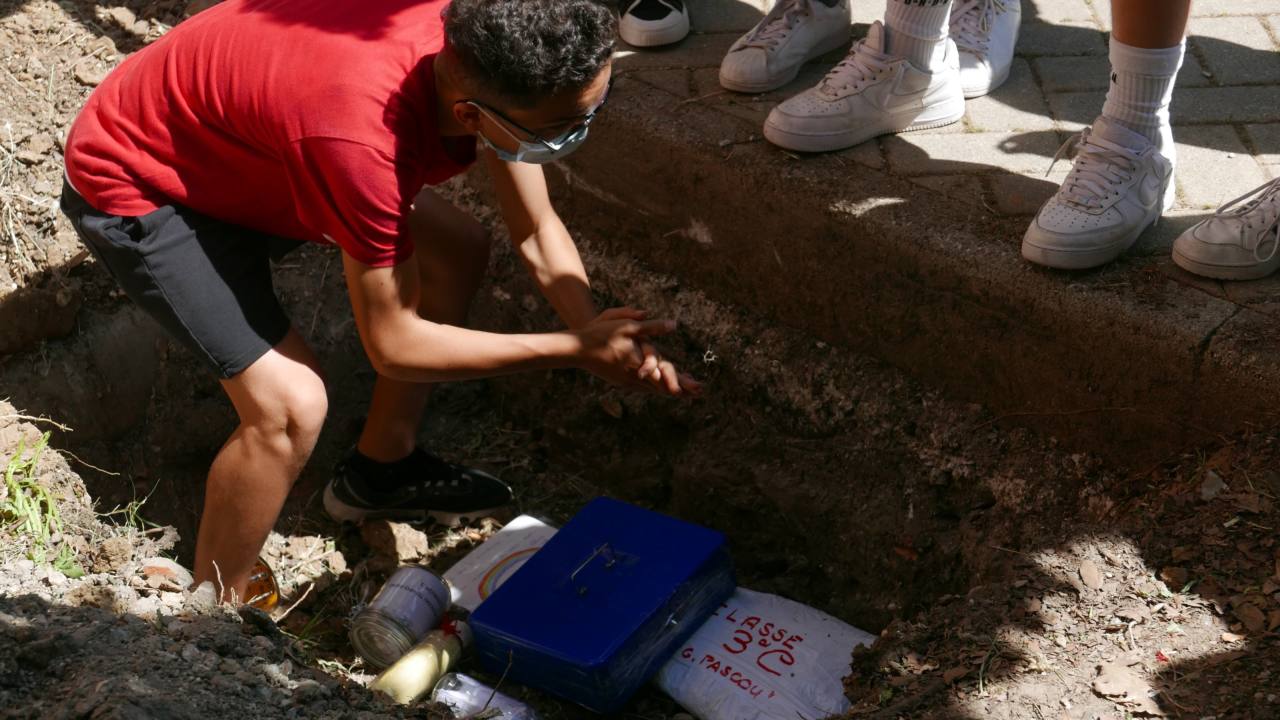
(469, 497), (735, 714)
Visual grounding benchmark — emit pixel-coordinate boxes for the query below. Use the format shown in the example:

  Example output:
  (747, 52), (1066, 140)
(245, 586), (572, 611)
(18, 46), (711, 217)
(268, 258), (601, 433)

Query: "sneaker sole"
(718, 31), (852, 94)
(1021, 213), (1158, 270)
(762, 95), (966, 153)
(961, 61), (1012, 99)
(1170, 246), (1280, 281)
(322, 483), (509, 528)
(620, 16), (690, 48)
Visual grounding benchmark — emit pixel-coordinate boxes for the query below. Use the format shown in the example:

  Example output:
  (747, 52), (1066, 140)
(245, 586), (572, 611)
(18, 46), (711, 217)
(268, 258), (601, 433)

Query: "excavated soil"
(2, 2), (1278, 719)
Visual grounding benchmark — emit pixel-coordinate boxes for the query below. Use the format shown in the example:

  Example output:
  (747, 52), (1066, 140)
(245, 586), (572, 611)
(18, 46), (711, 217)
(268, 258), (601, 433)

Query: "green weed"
(2, 432), (85, 577)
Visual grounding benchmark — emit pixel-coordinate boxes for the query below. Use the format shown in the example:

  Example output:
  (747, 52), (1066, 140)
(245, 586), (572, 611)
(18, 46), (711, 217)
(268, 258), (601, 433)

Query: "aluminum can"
(350, 566), (451, 669)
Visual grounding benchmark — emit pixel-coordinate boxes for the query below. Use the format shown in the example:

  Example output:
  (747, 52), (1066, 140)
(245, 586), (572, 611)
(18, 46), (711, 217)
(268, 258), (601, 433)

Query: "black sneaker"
(619, 0), (690, 47)
(323, 448), (515, 526)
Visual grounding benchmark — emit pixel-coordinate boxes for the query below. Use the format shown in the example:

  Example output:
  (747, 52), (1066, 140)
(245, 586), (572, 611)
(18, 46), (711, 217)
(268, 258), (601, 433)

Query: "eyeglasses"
(468, 76), (613, 152)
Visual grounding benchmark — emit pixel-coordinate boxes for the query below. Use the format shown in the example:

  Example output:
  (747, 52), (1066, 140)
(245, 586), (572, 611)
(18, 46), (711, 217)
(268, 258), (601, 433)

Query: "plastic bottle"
(370, 621), (471, 705)
(432, 673), (540, 720)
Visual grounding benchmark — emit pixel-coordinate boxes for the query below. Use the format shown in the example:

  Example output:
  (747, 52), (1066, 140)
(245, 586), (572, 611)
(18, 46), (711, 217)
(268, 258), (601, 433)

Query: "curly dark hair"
(443, 0), (617, 107)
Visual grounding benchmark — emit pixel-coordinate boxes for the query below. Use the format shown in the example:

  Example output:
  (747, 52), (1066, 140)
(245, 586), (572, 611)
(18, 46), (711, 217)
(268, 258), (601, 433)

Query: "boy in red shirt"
(62, 0), (698, 602)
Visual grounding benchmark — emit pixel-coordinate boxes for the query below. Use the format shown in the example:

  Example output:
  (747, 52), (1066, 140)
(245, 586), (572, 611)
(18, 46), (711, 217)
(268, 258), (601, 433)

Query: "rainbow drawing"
(477, 547), (543, 600)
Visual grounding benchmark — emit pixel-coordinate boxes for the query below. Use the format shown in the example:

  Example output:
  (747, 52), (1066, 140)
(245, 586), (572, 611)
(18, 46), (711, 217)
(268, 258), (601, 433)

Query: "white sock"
(884, 0), (954, 71)
(1101, 37), (1184, 158)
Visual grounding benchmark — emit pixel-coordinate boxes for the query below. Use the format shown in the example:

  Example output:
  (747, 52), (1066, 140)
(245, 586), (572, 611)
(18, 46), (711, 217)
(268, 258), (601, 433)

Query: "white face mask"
(465, 78), (611, 165)
(472, 109), (591, 164)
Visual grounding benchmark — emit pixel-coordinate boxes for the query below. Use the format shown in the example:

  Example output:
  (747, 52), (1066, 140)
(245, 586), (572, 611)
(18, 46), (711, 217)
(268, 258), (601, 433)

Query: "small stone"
(25, 133), (53, 155)
(360, 520), (429, 563)
(15, 150), (43, 165)
(106, 6), (137, 28)
(93, 536), (133, 573)
(1200, 470), (1228, 501)
(140, 556), (195, 589)
(74, 65), (109, 87)
(1080, 559), (1104, 591)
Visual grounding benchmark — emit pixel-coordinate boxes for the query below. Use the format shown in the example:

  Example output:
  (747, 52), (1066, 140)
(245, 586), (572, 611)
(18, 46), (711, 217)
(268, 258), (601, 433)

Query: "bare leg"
(355, 187), (492, 463)
(193, 329), (328, 601)
(1112, 0), (1191, 49)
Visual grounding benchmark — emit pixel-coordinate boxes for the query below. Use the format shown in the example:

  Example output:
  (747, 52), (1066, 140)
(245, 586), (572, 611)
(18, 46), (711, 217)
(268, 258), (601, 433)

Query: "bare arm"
(343, 251), (580, 383)
(486, 149), (597, 329)
(343, 249), (674, 388)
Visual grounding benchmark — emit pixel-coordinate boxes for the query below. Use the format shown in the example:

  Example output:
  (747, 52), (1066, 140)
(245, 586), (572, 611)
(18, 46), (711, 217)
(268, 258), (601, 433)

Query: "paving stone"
(1050, 86), (1280, 129)
(908, 174), (988, 208)
(989, 169), (1070, 216)
(1189, 17), (1280, 85)
(1015, 20), (1107, 57)
(837, 136), (887, 170)
(1173, 126), (1270, 210)
(1025, 0), (1096, 24)
(1246, 124), (1280, 165)
(852, 0), (887, 29)
(1034, 53), (1211, 93)
(1085, 0), (1112, 31)
(690, 0), (771, 34)
(616, 32), (737, 68)
(884, 131), (1062, 176)
(628, 68), (693, 99)
(965, 58), (1056, 133)
(1191, 0), (1280, 18)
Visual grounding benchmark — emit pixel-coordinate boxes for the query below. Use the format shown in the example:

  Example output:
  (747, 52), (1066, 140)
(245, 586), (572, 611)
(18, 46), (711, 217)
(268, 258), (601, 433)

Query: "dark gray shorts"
(60, 180), (304, 379)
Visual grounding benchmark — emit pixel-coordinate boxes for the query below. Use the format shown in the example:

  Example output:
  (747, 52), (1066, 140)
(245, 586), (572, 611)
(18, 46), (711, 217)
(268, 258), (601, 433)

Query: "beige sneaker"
(1172, 177), (1280, 280)
(1022, 117), (1173, 270)
(719, 0), (851, 94)
(762, 21), (965, 152)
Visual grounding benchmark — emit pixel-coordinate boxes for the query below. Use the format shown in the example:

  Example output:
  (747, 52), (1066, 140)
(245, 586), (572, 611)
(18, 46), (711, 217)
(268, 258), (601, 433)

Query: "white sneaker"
(619, 0), (690, 47)
(762, 21), (965, 152)
(719, 0), (851, 94)
(1022, 117), (1174, 270)
(1172, 178), (1280, 280)
(949, 0), (1021, 99)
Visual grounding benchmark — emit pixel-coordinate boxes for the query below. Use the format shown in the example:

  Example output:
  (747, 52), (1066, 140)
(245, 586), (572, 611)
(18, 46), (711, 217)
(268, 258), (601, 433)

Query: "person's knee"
(241, 373), (328, 457)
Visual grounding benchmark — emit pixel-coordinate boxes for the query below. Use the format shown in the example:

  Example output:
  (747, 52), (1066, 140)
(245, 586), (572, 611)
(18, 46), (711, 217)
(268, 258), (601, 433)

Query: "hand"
(636, 340), (703, 397)
(575, 308), (701, 396)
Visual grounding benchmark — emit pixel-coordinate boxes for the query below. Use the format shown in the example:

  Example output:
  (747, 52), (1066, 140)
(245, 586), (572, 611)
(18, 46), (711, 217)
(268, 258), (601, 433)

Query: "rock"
(74, 65), (109, 87)
(1092, 661), (1163, 716)
(15, 150), (43, 165)
(360, 520), (430, 562)
(1200, 470), (1227, 501)
(25, 133), (53, 155)
(43, 568), (68, 586)
(93, 536), (134, 573)
(188, 581), (220, 611)
(106, 6), (137, 28)
(1080, 559), (1104, 591)
(293, 679), (327, 701)
(129, 595), (164, 618)
(237, 605), (282, 638)
(140, 556), (194, 589)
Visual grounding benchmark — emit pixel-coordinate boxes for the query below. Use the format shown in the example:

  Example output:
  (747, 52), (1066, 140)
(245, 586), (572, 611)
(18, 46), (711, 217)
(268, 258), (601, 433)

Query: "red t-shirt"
(64, 0), (475, 267)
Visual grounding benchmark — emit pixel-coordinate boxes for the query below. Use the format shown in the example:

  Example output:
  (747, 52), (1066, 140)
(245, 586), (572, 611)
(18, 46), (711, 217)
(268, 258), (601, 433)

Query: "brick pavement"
(617, 0), (1280, 222)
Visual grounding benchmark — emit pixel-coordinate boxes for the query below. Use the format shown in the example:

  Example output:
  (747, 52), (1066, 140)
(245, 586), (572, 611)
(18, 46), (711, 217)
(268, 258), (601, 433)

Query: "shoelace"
(821, 37), (893, 95)
(1046, 128), (1142, 211)
(950, 0), (1008, 57)
(741, 0), (810, 51)
(1216, 177), (1280, 262)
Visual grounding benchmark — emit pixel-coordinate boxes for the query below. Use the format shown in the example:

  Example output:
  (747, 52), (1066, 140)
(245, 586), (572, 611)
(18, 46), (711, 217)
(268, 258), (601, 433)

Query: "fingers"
(598, 307), (647, 322)
(636, 341), (660, 380)
(631, 318), (677, 338)
(677, 373), (703, 397)
(658, 359), (681, 395)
